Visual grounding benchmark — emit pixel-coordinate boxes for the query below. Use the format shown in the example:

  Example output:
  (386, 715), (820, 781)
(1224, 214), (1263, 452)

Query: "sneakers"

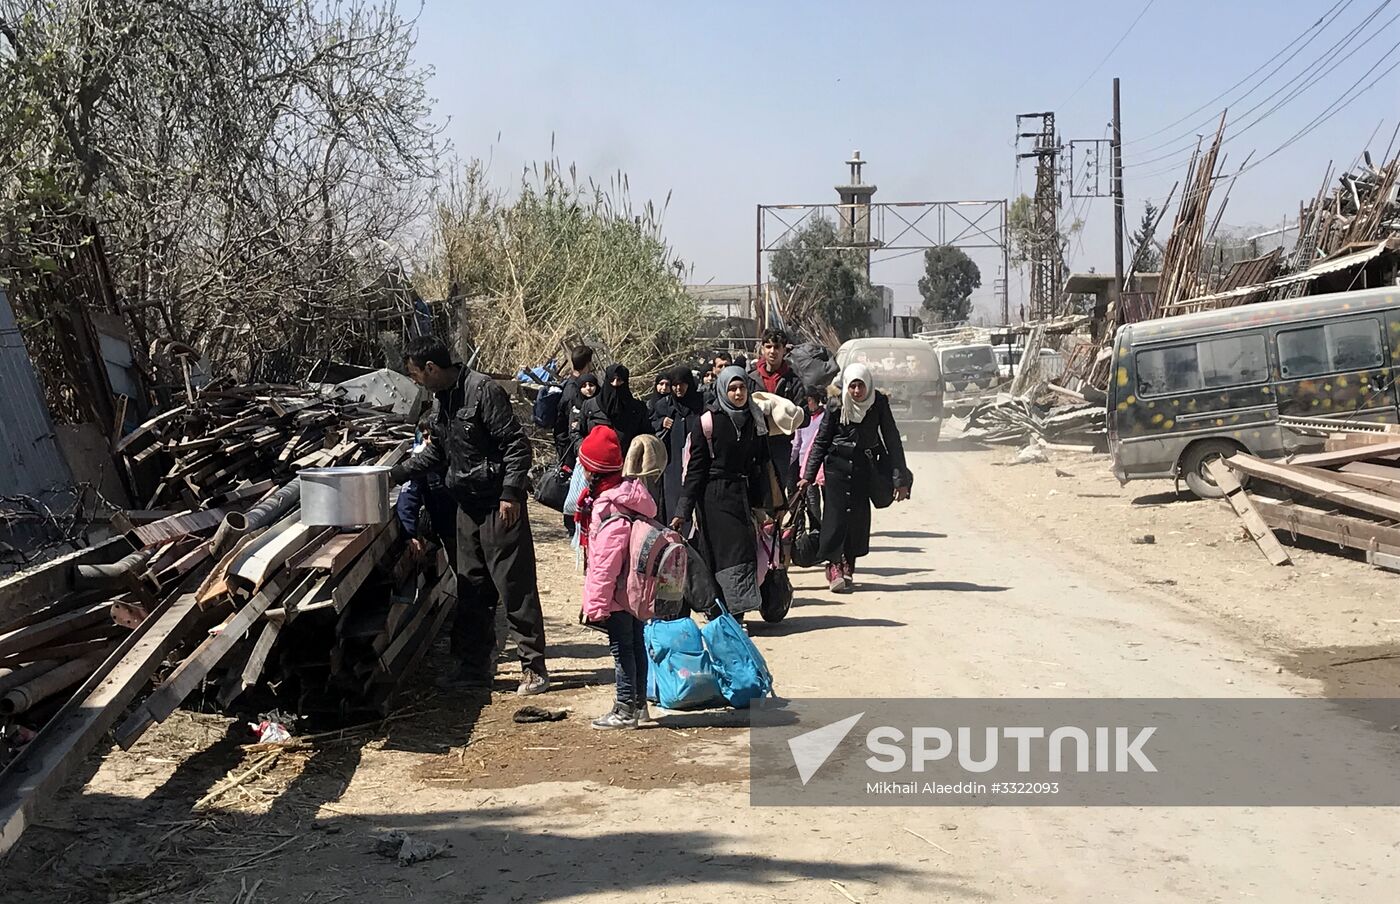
(591, 703), (636, 730)
(516, 668), (551, 696)
(842, 560), (855, 588)
(634, 702), (652, 726)
(826, 562), (844, 592)
(827, 561), (853, 594)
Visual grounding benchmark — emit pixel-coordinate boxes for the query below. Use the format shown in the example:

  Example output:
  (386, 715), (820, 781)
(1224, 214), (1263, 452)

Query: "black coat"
(677, 410), (772, 615)
(393, 367), (532, 508)
(552, 375), (584, 462)
(676, 411), (771, 524)
(579, 394), (650, 454)
(652, 390), (704, 523)
(802, 391), (912, 490)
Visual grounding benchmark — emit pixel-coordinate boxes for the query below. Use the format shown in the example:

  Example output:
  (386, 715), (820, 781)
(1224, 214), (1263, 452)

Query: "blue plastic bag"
(644, 618), (724, 710)
(701, 611), (774, 708)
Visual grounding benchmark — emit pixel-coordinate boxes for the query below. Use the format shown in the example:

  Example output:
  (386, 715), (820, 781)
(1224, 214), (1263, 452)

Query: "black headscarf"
(577, 372), (600, 398)
(599, 363), (633, 423)
(662, 365), (703, 416)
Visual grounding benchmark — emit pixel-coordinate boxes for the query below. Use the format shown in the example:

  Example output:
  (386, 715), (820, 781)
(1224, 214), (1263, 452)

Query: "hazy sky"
(414, 0), (1400, 320)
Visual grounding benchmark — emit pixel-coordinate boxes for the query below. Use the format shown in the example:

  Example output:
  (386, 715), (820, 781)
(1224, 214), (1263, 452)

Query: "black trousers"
(450, 503), (548, 677)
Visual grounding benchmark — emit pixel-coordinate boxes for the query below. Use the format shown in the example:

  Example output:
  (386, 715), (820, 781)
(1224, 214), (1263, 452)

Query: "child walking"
(576, 427), (656, 729)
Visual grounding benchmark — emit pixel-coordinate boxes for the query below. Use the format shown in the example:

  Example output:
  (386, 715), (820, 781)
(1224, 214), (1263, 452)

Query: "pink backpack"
(600, 513), (689, 617)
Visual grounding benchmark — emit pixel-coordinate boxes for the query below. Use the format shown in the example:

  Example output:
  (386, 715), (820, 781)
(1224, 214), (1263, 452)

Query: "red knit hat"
(578, 427), (623, 473)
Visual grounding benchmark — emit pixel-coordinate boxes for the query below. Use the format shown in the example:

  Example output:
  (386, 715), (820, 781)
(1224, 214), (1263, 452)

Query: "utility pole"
(1112, 77), (1125, 295)
(1016, 112), (1061, 321)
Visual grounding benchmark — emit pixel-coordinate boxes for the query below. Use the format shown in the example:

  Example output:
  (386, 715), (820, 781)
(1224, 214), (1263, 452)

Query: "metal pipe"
(0, 653), (107, 715)
(74, 548), (156, 591)
(242, 482), (300, 531)
(0, 660), (62, 697)
(210, 511), (250, 556)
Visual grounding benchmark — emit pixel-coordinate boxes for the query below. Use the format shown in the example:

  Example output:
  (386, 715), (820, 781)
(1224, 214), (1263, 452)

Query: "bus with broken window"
(1109, 286), (1400, 498)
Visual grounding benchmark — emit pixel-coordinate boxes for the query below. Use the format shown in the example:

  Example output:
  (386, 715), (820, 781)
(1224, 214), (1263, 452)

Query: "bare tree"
(0, 0), (441, 391)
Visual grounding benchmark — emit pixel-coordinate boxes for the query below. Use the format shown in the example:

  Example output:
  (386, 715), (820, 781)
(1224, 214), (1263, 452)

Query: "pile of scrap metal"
(1213, 416), (1400, 570)
(0, 387), (452, 854)
(961, 395), (1105, 448)
(1061, 130), (1400, 393)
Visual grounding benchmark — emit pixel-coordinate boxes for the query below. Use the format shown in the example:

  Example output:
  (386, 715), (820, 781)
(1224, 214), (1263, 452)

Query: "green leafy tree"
(1007, 192), (1082, 267)
(1130, 201), (1163, 273)
(769, 216), (878, 341)
(917, 245), (981, 324)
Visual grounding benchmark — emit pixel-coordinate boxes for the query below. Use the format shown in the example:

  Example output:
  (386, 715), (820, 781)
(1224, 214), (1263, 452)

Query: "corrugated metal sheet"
(1171, 240), (1393, 308)
(1215, 247), (1283, 293)
(0, 290), (73, 496)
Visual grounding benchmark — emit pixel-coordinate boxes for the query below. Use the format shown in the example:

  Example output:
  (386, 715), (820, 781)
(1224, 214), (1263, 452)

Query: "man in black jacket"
(552, 344), (594, 466)
(393, 336), (550, 696)
(747, 328), (808, 493)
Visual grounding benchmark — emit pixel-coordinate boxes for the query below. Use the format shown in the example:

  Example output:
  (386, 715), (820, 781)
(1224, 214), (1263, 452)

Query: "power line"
(1127, 16), (1400, 181)
(1060, 0), (1156, 106)
(1123, 0), (1353, 148)
(1124, 0), (1393, 171)
(1136, 40), (1400, 187)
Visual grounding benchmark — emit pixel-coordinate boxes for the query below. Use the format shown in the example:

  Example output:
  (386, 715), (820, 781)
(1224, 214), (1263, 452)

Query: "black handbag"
(759, 524), (793, 623)
(865, 447), (896, 509)
(534, 466), (570, 511)
(786, 495), (822, 568)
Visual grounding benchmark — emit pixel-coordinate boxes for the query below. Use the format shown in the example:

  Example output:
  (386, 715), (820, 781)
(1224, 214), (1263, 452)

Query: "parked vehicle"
(935, 342), (1008, 414)
(836, 338), (944, 445)
(1109, 286), (1400, 498)
(993, 346), (1067, 382)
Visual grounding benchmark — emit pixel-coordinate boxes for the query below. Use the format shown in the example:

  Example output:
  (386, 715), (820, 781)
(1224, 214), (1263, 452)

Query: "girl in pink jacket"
(576, 427), (655, 729)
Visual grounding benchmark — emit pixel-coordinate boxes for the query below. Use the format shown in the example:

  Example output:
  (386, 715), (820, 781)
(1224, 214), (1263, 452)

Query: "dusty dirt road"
(8, 441), (1400, 902)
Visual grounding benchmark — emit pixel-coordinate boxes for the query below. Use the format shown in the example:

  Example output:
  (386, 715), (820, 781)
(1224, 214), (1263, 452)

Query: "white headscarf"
(839, 363), (876, 425)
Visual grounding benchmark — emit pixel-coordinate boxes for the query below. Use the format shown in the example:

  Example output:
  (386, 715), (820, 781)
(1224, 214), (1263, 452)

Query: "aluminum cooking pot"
(298, 466), (392, 527)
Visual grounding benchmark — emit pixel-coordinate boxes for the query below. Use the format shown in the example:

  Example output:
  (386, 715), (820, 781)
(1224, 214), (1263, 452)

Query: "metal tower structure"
(757, 152), (1011, 329)
(1016, 112), (1062, 320)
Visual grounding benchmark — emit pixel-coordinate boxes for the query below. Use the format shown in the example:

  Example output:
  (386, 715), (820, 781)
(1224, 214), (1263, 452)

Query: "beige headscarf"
(623, 433), (668, 480)
(839, 363), (876, 425)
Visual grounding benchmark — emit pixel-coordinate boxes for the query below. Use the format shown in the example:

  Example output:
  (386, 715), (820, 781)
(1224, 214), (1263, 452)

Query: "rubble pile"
(961, 395), (1106, 447)
(0, 387), (451, 846)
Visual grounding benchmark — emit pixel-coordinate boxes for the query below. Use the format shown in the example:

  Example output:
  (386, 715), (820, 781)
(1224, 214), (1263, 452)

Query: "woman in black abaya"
(672, 365), (771, 617)
(579, 363), (650, 453)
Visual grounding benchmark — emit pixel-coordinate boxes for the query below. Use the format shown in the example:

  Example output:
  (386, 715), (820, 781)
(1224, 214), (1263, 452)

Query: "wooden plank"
(331, 521), (399, 612)
(1340, 461), (1400, 481)
(230, 519), (315, 592)
(113, 405), (187, 454)
(1323, 432), (1400, 452)
(1207, 461), (1292, 566)
(1284, 440), (1400, 468)
(116, 570), (293, 749)
(0, 538), (130, 620)
(1299, 466), (1400, 500)
(284, 527), (341, 571)
(1252, 497), (1400, 557)
(302, 527), (374, 575)
(1225, 453), (1400, 522)
(218, 619), (282, 708)
(0, 605), (112, 658)
(0, 591), (203, 855)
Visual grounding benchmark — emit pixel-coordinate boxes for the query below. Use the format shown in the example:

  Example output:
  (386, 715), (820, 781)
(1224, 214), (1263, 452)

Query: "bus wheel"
(1180, 439), (1246, 499)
